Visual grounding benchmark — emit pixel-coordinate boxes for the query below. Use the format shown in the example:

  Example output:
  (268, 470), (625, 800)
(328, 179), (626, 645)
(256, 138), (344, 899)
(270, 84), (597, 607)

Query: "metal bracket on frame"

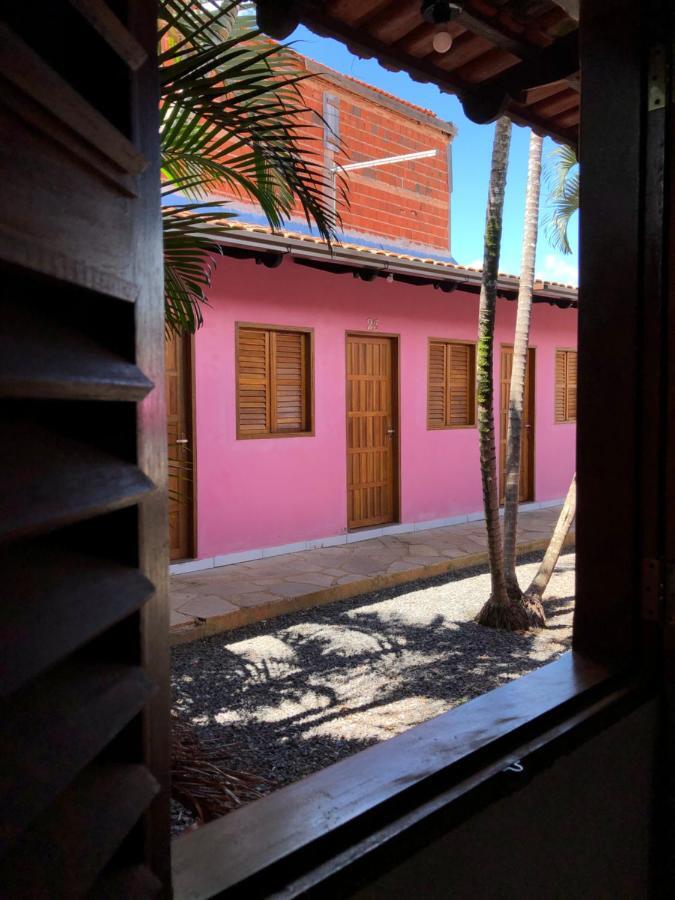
(642, 558), (675, 625)
(647, 44), (667, 112)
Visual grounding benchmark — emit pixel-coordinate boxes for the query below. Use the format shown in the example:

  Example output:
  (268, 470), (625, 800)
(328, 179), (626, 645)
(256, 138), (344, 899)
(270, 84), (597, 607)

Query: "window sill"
(172, 652), (636, 899)
(236, 431), (315, 440)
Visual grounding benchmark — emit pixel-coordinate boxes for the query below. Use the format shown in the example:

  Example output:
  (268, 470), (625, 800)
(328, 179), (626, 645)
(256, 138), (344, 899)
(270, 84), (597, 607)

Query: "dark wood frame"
(234, 321), (315, 440)
(188, 333), (198, 559)
(554, 346), (578, 425)
(167, 2), (675, 897)
(168, 332), (196, 562)
(426, 337), (478, 430)
(344, 330), (401, 531)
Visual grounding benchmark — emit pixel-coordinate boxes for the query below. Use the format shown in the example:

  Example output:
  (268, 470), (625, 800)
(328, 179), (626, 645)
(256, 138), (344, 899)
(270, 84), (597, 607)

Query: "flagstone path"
(170, 505), (572, 644)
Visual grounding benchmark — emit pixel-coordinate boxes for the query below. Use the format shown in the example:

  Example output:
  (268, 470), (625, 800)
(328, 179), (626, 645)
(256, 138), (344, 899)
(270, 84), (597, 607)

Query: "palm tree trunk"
(525, 474), (576, 603)
(503, 131), (544, 624)
(475, 117), (528, 631)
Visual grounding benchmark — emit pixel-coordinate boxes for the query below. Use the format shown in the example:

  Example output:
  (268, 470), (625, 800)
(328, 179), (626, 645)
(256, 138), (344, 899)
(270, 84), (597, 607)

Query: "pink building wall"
(194, 258), (577, 560)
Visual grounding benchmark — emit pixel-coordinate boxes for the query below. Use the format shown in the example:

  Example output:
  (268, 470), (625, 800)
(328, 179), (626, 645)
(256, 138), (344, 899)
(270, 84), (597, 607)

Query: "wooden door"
(166, 334), (194, 560)
(346, 335), (398, 529)
(500, 346), (535, 503)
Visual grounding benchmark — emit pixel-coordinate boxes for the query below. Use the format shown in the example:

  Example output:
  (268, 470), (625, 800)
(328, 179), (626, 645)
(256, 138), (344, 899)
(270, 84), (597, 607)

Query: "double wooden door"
(346, 334), (398, 529)
(166, 334), (194, 560)
(500, 345), (535, 503)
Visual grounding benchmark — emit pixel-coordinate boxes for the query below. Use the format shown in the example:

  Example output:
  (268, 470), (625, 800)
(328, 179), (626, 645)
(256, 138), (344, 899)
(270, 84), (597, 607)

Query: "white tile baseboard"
(168, 498), (566, 574)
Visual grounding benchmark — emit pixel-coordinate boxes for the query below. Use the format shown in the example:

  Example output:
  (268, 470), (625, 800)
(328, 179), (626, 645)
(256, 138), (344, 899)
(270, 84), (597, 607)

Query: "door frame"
(499, 343), (536, 504)
(168, 333), (197, 561)
(344, 330), (401, 531)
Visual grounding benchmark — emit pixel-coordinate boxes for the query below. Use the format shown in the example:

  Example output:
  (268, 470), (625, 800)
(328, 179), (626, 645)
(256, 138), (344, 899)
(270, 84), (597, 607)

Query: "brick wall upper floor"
(210, 49), (456, 256)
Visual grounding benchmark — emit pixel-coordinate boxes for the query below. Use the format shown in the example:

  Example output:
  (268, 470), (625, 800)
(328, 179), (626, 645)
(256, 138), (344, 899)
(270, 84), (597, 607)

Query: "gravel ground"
(172, 550), (575, 818)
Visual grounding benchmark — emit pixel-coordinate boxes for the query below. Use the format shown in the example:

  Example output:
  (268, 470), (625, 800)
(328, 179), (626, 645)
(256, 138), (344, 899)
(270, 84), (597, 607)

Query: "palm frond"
(163, 203), (239, 337)
(159, 0), (348, 336)
(543, 145), (579, 255)
(160, 0), (345, 243)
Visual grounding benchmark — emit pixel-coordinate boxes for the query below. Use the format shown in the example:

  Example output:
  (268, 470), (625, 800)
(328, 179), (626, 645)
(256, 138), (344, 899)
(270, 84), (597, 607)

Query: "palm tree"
(525, 474), (576, 604)
(501, 130), (545, 627)
(475, 117), (530, 631)
(159, 0), (343, 336)
(517, 143), (579, 607)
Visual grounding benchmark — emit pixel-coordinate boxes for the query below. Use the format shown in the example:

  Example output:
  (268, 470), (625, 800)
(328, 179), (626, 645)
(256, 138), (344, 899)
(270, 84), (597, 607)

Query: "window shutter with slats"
(0, 4), (170, 895)
(237, 328), (270, 436)
(237, 326), (312, 437)
(271, 330), (306, 432)
(428, 340), (475, 428)
(566, 351), (577, 421)
(428, 340), (447, 428)
(555, 350), (567, 422)
(555, 349), (577, 423)
(447, 342), (472, 426)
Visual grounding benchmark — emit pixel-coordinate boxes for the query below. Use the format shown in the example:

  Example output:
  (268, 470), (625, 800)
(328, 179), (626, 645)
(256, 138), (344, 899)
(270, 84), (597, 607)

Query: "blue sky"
(289, 25), (578, 286)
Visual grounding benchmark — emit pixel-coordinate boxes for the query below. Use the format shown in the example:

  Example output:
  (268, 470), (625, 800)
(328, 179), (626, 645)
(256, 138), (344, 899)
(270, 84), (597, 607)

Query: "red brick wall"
(210, 55), (453, 254)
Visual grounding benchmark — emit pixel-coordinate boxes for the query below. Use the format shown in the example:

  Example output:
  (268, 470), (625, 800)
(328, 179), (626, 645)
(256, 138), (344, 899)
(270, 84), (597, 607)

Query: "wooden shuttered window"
(555, 349), (578, 423)
(427, 340), (476, 428)
(237, 325), (312, 437)
(0, 5), (171, 896)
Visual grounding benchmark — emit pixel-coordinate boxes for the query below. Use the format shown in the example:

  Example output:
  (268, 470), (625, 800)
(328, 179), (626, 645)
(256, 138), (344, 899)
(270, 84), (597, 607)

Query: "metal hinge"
(647, 44), (667, 112)
(642, 558), (675, 624)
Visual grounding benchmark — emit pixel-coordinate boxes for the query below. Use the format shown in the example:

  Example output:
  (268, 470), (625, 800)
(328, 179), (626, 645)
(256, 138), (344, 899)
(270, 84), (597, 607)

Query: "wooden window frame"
(172, 2), (670, 896)
(555, 348), (578, 424)
(235, 322), (315, 440)
(426, 337), (477, 430)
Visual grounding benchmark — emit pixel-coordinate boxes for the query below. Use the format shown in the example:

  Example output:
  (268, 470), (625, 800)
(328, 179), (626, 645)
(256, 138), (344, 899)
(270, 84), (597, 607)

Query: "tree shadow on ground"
(172, 552), (575, 804)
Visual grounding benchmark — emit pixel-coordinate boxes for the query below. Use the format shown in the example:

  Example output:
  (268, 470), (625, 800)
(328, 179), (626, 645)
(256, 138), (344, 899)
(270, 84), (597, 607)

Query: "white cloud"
(536, 253), (578, 287)
(465, 258), (483, 270)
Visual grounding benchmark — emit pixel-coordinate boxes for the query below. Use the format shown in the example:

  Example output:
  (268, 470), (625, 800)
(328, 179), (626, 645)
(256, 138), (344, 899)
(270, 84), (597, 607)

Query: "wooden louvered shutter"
(447, 342), (474, 426)
(555, 350), (567, 422)
(428, 340), (447, 428)
(271, 330), (307, 432)
(237, 328), (270, 436)
(566, 351), (578, 421)
(0, 3), (170, 896)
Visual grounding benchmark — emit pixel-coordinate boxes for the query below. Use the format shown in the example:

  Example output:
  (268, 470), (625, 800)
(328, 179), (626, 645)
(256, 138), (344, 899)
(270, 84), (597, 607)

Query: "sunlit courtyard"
(172, 550), (574, 827)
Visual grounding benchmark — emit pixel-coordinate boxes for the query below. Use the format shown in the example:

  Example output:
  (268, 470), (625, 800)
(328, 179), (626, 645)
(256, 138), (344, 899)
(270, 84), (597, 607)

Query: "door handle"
(386, 428), (396, 435)
(175, 438), (189, 444)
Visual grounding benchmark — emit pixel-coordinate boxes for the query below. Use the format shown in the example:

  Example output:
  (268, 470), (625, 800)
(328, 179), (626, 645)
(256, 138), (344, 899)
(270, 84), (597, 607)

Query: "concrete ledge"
(170, 534), (575, 647)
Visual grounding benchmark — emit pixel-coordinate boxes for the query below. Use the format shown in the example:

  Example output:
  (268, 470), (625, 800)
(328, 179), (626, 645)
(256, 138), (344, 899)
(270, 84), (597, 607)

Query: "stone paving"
(170, 505), (572, 644)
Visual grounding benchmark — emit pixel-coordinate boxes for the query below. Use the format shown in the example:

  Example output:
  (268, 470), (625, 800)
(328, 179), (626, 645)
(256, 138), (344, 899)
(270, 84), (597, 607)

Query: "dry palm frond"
(171, 715), (270, 825)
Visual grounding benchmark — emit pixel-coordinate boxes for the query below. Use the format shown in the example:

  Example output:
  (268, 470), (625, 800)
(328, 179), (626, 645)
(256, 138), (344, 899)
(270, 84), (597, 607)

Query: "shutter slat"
(0, 663), (154, 854)
(0, 422), (155, 542)
(0, 544), (154, 697)
(427, 340), (447, 427)
(0, 305), (153, 401)
(0, 763), (159, 899)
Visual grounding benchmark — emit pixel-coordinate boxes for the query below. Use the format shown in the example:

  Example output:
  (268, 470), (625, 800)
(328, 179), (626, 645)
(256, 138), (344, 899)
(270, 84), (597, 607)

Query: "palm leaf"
(159, 0), (347, 336)
(543, 145), (579, 255)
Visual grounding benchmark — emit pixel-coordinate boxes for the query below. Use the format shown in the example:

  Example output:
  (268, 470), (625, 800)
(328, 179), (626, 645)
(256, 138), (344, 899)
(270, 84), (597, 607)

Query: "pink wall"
(194, 258), (577, 559)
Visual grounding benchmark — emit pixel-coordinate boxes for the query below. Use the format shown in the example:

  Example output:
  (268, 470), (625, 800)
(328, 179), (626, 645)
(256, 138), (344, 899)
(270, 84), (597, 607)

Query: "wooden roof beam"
(461, 29), (578, 123)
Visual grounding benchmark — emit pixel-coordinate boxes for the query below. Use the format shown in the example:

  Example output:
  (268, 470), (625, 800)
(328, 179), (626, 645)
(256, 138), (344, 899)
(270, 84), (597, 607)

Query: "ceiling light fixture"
(432, 29), (453, 53)
(421, 1), (463, 54)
